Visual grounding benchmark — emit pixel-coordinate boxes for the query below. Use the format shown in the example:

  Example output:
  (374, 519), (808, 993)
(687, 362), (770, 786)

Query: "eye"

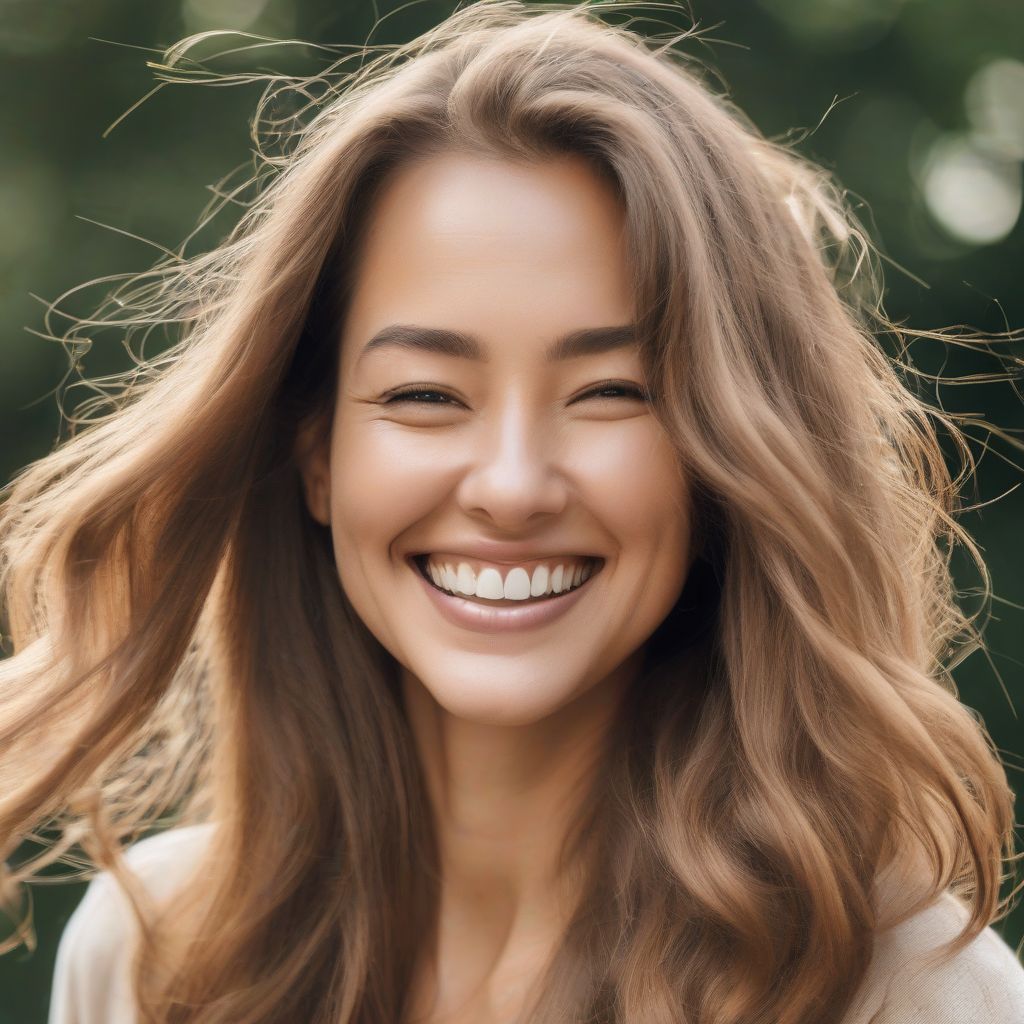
(383, 387), (460, 406)
(576, 381), (650, 403)
(380, 382), (650, 407)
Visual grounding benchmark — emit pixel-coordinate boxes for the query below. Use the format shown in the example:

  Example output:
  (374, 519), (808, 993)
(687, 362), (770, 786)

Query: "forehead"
(339, 152), (636, 369)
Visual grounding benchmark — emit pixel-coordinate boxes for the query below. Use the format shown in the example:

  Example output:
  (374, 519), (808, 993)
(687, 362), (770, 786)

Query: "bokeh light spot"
(918, 133), (1022, 245)
(966, 58), (1024, 161)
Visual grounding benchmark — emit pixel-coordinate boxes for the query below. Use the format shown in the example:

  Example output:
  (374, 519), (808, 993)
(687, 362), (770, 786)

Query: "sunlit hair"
(1, 1), (1020, 1021)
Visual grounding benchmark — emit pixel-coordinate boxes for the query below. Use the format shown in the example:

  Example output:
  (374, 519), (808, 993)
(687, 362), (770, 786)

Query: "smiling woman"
(1, 2), (1023, 1023)
(293, 152), (693, 727)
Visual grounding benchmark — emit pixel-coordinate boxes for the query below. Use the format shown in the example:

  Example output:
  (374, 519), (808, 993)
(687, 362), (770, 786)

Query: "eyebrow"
(355, 322), (637, 366)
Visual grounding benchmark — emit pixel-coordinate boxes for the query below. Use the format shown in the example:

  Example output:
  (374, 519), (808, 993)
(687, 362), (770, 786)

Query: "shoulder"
(48, 823), (217, 1024)
(877, 892), (1024, 1023)
(844, 891), (1024, 1024)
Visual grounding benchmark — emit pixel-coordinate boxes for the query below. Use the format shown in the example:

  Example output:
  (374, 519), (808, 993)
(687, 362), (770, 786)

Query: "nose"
(454, 395), (570, 531)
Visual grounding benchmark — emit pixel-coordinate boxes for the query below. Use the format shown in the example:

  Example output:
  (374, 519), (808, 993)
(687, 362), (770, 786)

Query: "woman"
(2, 1), (1022, 1021)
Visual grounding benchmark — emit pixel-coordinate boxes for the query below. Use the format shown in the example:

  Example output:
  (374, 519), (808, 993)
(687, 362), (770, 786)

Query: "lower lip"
(411, 560), (599, 634)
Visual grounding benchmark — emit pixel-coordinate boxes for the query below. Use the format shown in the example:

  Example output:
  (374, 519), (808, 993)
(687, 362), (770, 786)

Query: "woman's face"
(299, 152), (694, 725)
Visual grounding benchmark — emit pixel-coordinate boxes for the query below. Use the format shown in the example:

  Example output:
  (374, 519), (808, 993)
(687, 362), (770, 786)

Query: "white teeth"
(456, 562), (475, 596)
(475, 567), (505, 600)
(503, 567), (532, 600)
(443, 563), (457, 593)
(422, 557), (597, 601)
(530, 564), (549, 598)
(550, 565), (564, 594)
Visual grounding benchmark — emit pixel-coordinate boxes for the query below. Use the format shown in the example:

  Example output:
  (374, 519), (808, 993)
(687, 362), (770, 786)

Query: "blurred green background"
(2, 0), (1022, 1020)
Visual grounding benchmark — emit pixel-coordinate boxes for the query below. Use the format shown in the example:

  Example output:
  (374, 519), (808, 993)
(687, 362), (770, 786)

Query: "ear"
(294, 415), (332, 526)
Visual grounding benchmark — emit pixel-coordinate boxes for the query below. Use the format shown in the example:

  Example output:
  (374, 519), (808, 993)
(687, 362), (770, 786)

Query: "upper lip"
(407, 540), (604, 565)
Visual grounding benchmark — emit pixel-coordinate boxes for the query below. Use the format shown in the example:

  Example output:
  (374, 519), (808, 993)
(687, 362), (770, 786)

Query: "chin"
(403, 667), (585, 726)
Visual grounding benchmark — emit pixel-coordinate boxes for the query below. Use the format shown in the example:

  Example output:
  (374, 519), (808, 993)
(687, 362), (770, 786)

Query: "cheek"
(327, 423), (445, 548)
(583, 424), (689, 549)
(333, 428), (413, 536)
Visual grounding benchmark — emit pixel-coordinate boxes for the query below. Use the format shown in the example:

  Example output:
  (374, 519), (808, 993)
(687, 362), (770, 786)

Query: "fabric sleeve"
(47, 824), (217, 1024)
(876, 894), (1024, 1024)
(47, 872), (137, 1024)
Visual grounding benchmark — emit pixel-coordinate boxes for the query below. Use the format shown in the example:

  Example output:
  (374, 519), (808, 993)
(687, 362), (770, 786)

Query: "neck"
(400, 654), (641, 1012)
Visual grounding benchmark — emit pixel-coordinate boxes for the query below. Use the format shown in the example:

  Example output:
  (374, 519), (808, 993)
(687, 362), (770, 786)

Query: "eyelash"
(383, 382), (650, 406)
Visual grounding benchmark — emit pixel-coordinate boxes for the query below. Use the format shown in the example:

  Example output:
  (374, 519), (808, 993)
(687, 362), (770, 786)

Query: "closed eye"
(579, 382), (649, 403)
(382, 382), (649, 406)
(383, 387), (459, 405)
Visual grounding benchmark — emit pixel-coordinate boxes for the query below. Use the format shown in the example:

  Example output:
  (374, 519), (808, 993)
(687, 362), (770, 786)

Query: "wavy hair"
(1, 1), (1020, 1021)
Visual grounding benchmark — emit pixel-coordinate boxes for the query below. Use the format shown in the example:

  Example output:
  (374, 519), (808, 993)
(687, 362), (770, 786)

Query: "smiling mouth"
(409, 554), (603, 607)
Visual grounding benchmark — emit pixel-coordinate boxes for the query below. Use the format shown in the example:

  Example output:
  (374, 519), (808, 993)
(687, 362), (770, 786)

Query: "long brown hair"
(1, 2), (1019, 1021)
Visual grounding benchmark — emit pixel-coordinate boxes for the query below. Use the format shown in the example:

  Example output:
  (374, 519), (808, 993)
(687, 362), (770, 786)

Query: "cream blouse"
(48, 824), (1024, 1023)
